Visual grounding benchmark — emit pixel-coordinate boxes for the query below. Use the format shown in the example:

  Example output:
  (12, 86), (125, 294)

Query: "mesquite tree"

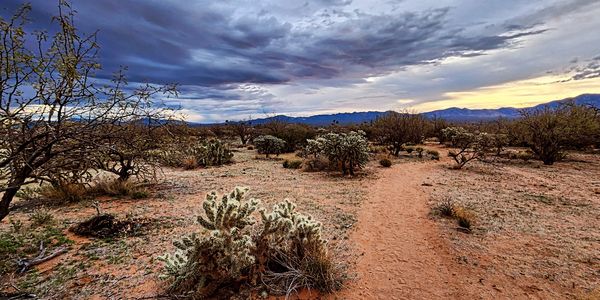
(373, 111), (428, 156)
(442, 127), (490, 169)
(0, 3), (175, 221)
(516, 103), (600, 165)
(226, 117), (254, 145)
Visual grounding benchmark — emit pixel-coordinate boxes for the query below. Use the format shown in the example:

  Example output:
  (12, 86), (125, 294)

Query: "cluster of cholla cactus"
(253, 135), (286, 158)
(159, 187), (328, 298)
(194, 139), (234, 166)
(156, 139), (233, 169)
(304, 131), (370, 175)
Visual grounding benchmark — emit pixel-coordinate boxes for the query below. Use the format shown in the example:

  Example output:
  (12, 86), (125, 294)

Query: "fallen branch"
(16, 241), (68, 274)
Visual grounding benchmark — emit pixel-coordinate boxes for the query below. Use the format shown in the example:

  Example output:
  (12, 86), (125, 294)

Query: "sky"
(3, 0), (600, 123)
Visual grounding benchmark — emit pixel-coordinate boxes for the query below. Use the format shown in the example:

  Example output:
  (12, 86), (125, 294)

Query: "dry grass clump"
(427, 149), (440, 160)
(302, 158), (330, 172)
(452, 206), (475, 230)
(181, 156), (198, 170)
(37, 182), (88, 204)
(432, 198), (476, 231)
(89, 178), (149, 199)
(283, 159), (303, 169)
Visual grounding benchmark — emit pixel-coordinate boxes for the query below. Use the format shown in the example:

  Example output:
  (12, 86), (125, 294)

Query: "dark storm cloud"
(2, 0), (547, 88)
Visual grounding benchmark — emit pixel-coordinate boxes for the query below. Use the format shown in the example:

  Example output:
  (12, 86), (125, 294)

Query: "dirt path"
(337, 161), (479, 299)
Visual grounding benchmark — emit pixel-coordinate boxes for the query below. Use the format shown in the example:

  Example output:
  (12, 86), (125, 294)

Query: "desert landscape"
(1, 1), (600, 299)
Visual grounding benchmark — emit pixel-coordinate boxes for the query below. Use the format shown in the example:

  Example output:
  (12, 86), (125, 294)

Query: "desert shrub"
(491, 134), (509, 156)
(0, 3), (176, 222)
(415, 147), (424, 158)
(158, 188), (343, 298)
(30, 209), (55, 228)
(274, 124), (317, 153)
(304, 131), (369, 176)
(130, 190), (150, 199)
(442, 127), (490, 169)
(373, 111), (428, 156)
(427, 149), (440, 160)
(283, 159), (303, 169)
(226, 119), (254, 145)
(516, 150), (534, 161)
(514, 103), (600, 165)
(254, 135), (286, 158)
(379, 158), (392, 167)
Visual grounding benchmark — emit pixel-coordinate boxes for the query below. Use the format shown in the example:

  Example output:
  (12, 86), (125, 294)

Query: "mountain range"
(208, 94), (600, 126)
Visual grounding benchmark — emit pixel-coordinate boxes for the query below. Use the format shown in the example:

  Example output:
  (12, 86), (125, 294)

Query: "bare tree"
(0, 3), (176, 220)
(226, 116), (254, 145)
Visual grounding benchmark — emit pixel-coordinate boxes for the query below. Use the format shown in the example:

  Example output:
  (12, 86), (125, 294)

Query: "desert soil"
(1, 146), (599, 299)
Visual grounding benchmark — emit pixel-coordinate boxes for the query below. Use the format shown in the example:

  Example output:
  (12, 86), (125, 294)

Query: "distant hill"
(201, 94), (600, 126)
(423, 94), (600, 121)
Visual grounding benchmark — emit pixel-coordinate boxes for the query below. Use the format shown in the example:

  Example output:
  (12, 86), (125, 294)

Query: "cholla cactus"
(304, 131), (369, 175)
(159, 187), (259, 297)
(190, 139), (233, 167)
(198, 187), (259, 230)
(253, 135), (286, 158)
(159, 188), (330, 298)
(196, 139), (234, 166)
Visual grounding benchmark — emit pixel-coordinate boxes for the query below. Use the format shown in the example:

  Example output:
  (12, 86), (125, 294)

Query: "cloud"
(2, 0), (600, 122)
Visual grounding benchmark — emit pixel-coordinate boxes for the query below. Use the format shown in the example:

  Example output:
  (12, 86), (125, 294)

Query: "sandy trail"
(338, 161), (477, 300)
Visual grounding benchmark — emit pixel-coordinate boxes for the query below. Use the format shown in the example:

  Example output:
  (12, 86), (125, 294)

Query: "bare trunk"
(0, 177), (26, 222)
